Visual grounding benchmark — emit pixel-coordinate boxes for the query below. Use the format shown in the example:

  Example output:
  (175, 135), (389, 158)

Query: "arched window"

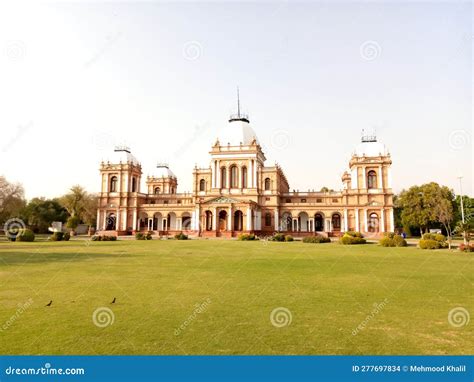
(110, 176), (118, 192)
(220, 167), (227, 188)
(154, 187), (160, 195)
(367, 170), (377, 189)
(332, 213), (341, 230)
(265, 213), (272, 226)
(132, 177), (137, 192)
(241, 167), (247, 188)
(230, 165), (238, 188)
(171, 187), (175, 194)
(199, 179), (206, 192)
(369, 213), (379, 232)
(264, 177), (271, 191)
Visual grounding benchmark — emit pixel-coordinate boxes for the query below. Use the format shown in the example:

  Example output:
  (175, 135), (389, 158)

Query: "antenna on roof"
(229, 87), (249, 123)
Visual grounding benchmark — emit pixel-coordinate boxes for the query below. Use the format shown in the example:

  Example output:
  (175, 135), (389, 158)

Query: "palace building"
(96, 103), (394, 238)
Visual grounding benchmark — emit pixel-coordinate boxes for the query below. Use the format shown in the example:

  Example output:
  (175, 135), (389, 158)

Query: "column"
(380, 209), (385, 232)
(389, 209), (394, 232)
(177, 218), (182, 231)
(217, 161), (221, 188)
(116, 208), (121, 231)
(309, 218), (314, 232)
(238, 167), (242, 189)
(378, 166), (383, 189)
(96, 210), (101, 230)
(254, 163), (258, 189)
(212, 161), (216, 188)
(274, 209), (279, 231)
(355, 208), (359, 232)
(227, 167), (231, 189)
(343, 209), (348, 232)
(212, 208), (217, 231)
(132, 209), (137, 232)
(361, 167), (366, 189)
(246, 207), (252, 230)
(364, 209), (368, 232)
(227, 207), (233, 231)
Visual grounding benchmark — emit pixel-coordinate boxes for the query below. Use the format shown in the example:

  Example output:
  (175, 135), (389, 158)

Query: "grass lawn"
(0, 239), (472, 355)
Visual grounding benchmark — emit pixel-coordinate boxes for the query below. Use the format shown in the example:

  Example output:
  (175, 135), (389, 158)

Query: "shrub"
(135, 232), (152, 240)
(63, 232), (71, 241)
(284, 235), (294, 242)
(16, 229), (35, 242)
(303, 235), (331, 244)
(66, 216), (81, 230)
(346, 231), (364, 238)
(383, 232), (396, 239)
(340, 233), (366, 245)
(379, 234), (407, 247)
(102, 235), (117, 241)
(91, 235), (102, 241)
(458, 243), (474, 252)
(271, 233), (285, 242)
(419, 239), (441, 249)
(175, 232), (188, 240)
(50, 232), (64, 241)
(419, 233), (447, 249)
(238, 233), (256, 241)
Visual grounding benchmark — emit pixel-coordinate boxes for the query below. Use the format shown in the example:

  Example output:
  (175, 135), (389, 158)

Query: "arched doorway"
(218, 210), (227, 231)
(281, 212), (292, 232)
(298, 212), (309, 232)
(167, 213), (177, 231)
(204, 211), (213, 231)
(368, 213), (379, 233)
(182, 213), (192, 230)
(106, 213), (116, 230)
(234, 210), (243, 231)
(153, 213), (162, 231)
(315, 213), (324, 231)
(332, 213), (341, 232)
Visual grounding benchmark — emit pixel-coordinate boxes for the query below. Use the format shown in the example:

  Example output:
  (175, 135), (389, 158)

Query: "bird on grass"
(111, 297), (116, 304)
(45, 300), (52, 307)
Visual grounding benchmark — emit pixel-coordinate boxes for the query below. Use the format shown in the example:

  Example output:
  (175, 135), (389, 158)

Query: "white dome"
(105, 148), (139, 165)
(354, 141), (389, 157)
(153, 165), (176, 178)
(217, 120), (259, 146)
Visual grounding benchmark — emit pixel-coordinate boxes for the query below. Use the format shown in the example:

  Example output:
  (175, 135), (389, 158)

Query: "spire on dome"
(361, 128), (377, 143)
(229, 87), (249, 123)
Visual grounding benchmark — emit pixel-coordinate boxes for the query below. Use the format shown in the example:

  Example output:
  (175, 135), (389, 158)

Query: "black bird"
(45, 300), (52, 307)
(111, 297), (116, 304)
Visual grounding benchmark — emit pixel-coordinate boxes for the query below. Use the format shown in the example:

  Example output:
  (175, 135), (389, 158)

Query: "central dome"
(217, 119), (259, 146)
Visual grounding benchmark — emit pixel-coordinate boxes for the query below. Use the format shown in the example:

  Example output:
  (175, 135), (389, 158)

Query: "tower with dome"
(96, 100), (394, 238)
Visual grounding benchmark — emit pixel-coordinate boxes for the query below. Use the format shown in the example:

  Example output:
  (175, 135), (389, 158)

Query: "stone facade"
(97, 115), (394, 238)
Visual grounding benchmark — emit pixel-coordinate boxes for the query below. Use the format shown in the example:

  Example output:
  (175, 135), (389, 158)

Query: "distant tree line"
(0, 176), (98, 234)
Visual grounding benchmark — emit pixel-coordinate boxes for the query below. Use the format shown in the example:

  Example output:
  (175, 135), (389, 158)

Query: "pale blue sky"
(0, 1), (472, 198)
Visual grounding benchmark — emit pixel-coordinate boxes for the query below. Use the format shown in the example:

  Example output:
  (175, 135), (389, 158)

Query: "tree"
(0, 176), (26, 224)
(320, 186), (334, 193)
(434, 197), (454, 249)
(454, 221), (472, 245)
(397, 183), (455, 236)
(21, 198), (68, 233)
(59, 186), (98, 230)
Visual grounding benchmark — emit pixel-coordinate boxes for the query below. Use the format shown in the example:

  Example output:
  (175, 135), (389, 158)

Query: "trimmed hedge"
(340, 232), (366, 245)
(91, 235), (117, 241)
(303, 235), (330, 244)
(419, 233), (447, 250)
(17, 229), (35, 242)
(135, 232), (152, 240)
(238, 233), (257, 241)
(50, 232), (64, 241)
(271, 233), (285, 242)
(379, 233), (407, 247)
(284, 235), (294, 242)
(174, 232), (188, 240)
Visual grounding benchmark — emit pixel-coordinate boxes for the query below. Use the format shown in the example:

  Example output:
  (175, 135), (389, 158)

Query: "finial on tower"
(361, 128), (377, 143)
(229, 87), (249, 123)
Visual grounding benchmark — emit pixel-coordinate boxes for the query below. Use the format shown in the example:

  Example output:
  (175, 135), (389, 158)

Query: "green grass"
(0, 239), (472, 355)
